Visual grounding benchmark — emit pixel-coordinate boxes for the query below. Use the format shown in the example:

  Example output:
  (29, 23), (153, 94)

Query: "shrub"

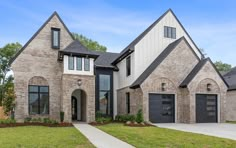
(24, 117), (32, 123)
(136, 109), (144, 123)
(43, 118), (50, 123)
(95, 111), (103, 119)
(60, 111), (64, 123)
(115, 114), (136, 122)
(96, 116), (112, 124)
(0, 118), (16, 124)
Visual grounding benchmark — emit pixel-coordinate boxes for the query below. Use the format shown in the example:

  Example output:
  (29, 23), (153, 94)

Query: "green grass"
(0, 126), (94, 148)
(227, 121), (236, 124)
(97, 123), (236, 148)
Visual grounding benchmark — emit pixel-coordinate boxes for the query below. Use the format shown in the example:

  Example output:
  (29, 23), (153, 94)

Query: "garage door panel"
(149, 94), (174, 123)
(196, 94), (217, 123)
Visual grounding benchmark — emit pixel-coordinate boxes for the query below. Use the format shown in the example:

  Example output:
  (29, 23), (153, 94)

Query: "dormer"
(59, 40), (100, 75)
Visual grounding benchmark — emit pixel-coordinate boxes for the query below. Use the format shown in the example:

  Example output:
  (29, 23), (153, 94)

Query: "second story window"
(164, 26), (176, 39)
(126, 56), (131, 76)
(51, 28), (60, 49)
(76, 57), (82, 71)
(68, 56), (74, 70)
(84, 58), (90, 71)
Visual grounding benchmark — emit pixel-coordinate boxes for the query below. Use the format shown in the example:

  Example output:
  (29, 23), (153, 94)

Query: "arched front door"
(71, 89), (86, 121)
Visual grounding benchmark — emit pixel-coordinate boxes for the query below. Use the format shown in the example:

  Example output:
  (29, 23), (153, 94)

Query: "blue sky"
(1, 0), (236, 66)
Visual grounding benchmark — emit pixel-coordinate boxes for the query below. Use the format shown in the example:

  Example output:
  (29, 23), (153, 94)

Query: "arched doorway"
(71, 89), (86, 121)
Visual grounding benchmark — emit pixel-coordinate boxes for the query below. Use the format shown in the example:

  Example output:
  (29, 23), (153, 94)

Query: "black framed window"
(29, 85), (49, 115)
(68, 56), (74, 70)
(51, 28), (60, 49)
(76, 57), (82, 71)
(126, 92), (130, 114)
(99, 74), (111, 115)
(84, 58), (90, 71)
(126, 56), (131, 76)
(164, 26), (176, 39)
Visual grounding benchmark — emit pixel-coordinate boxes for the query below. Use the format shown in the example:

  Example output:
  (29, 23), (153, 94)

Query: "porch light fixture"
(78, 79), (82, 86)
(207, 83), (211, 91)
(161, 83), (166, 91)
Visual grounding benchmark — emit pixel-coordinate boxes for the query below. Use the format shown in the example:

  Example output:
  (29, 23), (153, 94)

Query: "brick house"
(10, 9), (229, 123)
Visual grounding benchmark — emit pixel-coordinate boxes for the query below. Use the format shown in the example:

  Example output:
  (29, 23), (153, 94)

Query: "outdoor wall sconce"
(207, 83), (211, 91)
(77, 79), (82, 86)
(161, 83), (166, 91)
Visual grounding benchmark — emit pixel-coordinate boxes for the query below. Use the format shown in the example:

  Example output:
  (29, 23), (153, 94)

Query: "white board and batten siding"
(116, 11), (201, 89)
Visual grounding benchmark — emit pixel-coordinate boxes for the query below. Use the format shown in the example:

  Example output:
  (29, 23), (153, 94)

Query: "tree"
(0, 42), (22, 106)
(72, 33), (107, 52)
(214, 61), (232, 73)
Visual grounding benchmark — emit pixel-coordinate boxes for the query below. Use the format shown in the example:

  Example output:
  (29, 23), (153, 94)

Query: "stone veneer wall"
(140, 39), (199, 122)
(226, 90), (236, 121)
(11, 15), (73, 122)
(61, 74), (95, 123)
(117, 87), (143, 115)
(188, 62), (227, 123)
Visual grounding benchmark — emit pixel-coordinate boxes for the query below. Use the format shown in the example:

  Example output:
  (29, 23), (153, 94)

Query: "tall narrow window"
(164, 26), (176, 39)
(68, 56), (74, 70)
(84, 58), (90, 71)
(99, 75), (111, 115)
(126, 56), (131, 76)
(126, 93), (130, 114)
(29, 85), (49, 115)
(51, 28), (60, 49)
(76, 57), (82, 71)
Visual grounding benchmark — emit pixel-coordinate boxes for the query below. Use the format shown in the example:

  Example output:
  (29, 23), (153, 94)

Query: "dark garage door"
(196, 94), (217, 123)
(149, 94), (175, 123)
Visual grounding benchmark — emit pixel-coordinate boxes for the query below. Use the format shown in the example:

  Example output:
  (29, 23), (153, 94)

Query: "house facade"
(10, 9), (229, 123)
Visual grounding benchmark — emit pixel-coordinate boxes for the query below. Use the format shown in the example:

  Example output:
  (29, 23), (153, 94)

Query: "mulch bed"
(124, 122), (155, 127)
(89, 122), (111, 126)
(0, 122), (73, 128)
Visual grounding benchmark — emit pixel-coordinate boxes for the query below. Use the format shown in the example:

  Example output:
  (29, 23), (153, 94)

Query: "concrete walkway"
(155, 123), (236, 140)
(73, 123), (134, 148)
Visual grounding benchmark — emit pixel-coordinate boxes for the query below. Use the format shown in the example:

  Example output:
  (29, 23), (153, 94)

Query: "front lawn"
(227, 121), (236, 124)
(0, 126), (94, 148)
(97, 123), (236, 148)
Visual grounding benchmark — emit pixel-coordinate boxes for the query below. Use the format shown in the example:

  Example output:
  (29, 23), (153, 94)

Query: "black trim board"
(180, 58), (229, 88)
(9, 11), (74, 65)
(130, 36), (200, 89)
(112, 9), (204, 65)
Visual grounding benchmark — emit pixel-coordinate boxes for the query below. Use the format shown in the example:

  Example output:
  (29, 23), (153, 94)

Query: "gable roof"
(9, 11), (74, 65)
(60, 40), (100, 58)
(130, 36), (196, 89)
(112, 9), (204, 65)
(180, 58), (229, 88)
(223, 67), (236, 91)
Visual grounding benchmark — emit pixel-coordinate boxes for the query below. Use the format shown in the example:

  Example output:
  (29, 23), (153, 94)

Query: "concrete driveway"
(155, 123), (236, 140)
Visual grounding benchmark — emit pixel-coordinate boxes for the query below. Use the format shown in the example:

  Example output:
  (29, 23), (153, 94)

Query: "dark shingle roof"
(9, 11), (73, 65)
(130, 37), (187, 89)
(61, 40), (100, 58)
(223, 67), (236, 91)
(180, 58), (208, 87)
(112, 9), (204, 65)
(180, 58), (229, 88)
(95, 52), (119, 69)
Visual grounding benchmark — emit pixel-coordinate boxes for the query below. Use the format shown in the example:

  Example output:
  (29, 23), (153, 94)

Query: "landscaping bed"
(0, 122), (73, 128)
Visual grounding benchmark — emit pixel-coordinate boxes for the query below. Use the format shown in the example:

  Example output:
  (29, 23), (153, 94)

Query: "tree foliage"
(72, 33), (107, 52)
(0, 42), (21, 109)
(214, 61), (232, 72)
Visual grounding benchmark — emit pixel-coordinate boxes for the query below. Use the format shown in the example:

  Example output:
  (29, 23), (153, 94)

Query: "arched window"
(28, 76), (49, 115)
